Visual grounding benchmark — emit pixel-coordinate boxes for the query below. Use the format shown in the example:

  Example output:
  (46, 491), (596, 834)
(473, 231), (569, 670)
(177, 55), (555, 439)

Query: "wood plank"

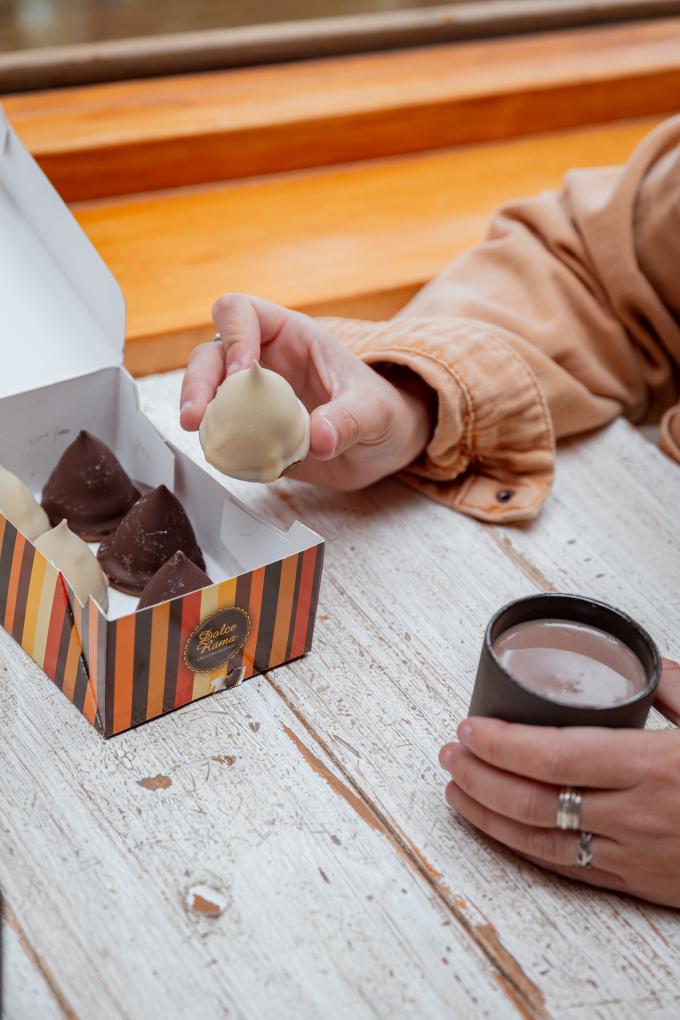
(68, 116), (661, 377)
(0, 629), (522, 1018)
(494, 423), (680, 656)
(3, 19), (680, 201)
(3, 2), (680, 95)
(137, 372), (680, 1020)
(2, 903), (68, 1020)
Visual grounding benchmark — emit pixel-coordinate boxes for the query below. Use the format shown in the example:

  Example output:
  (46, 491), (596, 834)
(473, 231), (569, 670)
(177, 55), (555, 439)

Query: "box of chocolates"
(0, 108), (324, 737)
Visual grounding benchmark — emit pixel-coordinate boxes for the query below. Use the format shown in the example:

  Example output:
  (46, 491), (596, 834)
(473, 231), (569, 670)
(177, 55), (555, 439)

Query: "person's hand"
(180, 294), (434, 490)
(439, 659), (680, 907)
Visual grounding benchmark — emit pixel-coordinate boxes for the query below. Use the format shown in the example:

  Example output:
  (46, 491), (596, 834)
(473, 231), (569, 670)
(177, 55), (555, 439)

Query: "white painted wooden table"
(2, 371), (679, 1020)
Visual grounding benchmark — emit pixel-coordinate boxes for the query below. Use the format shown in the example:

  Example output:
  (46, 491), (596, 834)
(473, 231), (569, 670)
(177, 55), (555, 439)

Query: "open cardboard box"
(0, 107), (324, 737)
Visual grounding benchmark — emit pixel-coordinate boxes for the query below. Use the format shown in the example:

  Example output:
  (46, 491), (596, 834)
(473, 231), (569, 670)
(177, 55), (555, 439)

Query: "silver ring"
(577, 831), (594, 869)
(556, 787), (582, 830)
(211, 332), (222, 343)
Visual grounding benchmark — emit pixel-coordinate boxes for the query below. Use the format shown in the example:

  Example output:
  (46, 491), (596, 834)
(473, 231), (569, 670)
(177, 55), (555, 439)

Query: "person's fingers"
(445, 781), (624, 873)
(180, 342), (226, 430)
(211, 294), (263, 375)
(457, 717), (644, 790)
(439, 744), (621, 836)
(309, 414), (339, 461)
(212, 293), (315, 377)
(655, 658), (680, 726)
(310, 388), (392, 461)
(521, 855), (628, 894)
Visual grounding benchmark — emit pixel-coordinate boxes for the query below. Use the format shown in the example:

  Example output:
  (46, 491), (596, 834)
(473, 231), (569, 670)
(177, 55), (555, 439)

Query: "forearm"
(321, 315), (555, 523)
(320, 117), (680, 521)
(372, 362), (438, 465)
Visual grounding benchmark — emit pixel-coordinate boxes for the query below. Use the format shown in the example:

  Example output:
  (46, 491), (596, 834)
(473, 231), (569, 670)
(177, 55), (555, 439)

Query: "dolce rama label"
(184, 606), (250, 673)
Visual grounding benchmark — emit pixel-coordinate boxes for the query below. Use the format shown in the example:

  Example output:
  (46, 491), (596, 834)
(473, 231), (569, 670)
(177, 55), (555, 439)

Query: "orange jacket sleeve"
(322, 115), (680, 523)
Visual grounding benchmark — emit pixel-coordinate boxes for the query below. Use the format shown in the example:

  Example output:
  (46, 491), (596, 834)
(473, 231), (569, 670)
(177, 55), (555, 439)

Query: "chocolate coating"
(42, 431), (140, 540)
(200, 362), (310, 483)
(97, 485), (205, 595)
(138, 551), (212, 610)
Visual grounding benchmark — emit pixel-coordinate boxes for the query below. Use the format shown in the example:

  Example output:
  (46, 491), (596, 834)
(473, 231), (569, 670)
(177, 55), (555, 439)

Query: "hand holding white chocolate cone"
(199, 362), (310, 483)
(0, 463), (50, 541)
(181, 295), (434, 491)
(35, 519), (109, 611)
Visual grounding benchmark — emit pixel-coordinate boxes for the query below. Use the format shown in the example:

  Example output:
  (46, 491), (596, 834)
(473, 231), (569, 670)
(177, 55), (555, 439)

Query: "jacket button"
(496, 489), (515, 503)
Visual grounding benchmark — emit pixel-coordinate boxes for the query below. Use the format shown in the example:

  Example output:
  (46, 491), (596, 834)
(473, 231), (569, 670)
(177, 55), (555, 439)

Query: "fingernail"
(227, 354), (251, 375)
(445, 782), (459, 807)
(458, 721), (473, 746)
(438, 745), (455, 771)
(322, 416), (339, 455)
(180, 400), (192, 418)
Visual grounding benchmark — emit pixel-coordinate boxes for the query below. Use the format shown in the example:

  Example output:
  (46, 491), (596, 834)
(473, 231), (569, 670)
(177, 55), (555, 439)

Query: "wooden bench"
(4, 18), (680, 201)
(72, 116), (661, 376)
(1, 21), (675, 376)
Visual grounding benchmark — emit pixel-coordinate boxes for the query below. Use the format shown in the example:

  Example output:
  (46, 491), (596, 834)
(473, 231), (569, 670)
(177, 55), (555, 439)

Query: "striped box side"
(105, 543), (324, 737)
(0, 514), (102, 732)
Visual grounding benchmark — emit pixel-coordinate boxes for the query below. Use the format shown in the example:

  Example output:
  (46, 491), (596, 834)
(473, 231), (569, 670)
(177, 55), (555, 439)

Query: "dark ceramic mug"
(469, 593), (661, 728)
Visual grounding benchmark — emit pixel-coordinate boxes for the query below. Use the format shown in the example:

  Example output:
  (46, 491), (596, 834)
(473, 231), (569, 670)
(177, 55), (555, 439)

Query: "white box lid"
(0, 106), (124, 399)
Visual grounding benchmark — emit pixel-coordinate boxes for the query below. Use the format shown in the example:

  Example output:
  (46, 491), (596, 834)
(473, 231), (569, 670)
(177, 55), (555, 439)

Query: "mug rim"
(484, 592), (662, 712)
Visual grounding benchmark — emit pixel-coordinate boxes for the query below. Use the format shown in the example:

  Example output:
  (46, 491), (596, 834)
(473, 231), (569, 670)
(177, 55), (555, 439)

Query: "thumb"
(310, 389), (389, 461)
(655, 658), (680, 726)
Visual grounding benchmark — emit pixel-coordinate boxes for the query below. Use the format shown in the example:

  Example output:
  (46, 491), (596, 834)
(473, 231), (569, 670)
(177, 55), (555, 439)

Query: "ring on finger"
(576, 831), (594, 869)
(556, 787), (582, 831)
(212, 332), (222, 343)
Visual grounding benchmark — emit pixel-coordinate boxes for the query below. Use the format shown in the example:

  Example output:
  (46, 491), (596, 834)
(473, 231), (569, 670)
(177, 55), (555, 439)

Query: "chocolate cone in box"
(138, 551), (213, 610)
(42, 430), (141, 540)
(98, 484), (205, 595)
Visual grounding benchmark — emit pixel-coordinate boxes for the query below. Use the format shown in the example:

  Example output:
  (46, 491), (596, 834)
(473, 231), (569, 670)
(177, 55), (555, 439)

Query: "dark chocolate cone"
(97, 485), (205, 595)
(42, 431), (140, 540)
(138, 551), (212, 610)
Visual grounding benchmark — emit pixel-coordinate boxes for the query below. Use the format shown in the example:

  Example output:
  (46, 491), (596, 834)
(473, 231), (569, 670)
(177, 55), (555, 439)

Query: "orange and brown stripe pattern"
(106, 543), (324, 736)
(0, 511), (324, 739)
(0, 516), (100, 730)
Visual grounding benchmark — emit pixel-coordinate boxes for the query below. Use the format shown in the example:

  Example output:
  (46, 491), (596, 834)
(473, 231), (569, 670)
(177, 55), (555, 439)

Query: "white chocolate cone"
(35, 520), (109, 611)
(199, 362), (311, 483)
(0, 463), (50, 541)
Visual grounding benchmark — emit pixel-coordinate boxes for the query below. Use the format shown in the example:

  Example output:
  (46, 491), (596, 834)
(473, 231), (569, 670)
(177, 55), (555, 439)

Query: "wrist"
(374, 363), (437, 466)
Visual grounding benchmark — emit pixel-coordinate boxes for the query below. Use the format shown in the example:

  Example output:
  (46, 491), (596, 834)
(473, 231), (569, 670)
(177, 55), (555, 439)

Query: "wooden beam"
(3, 19), (679, 202)
(68, 117), (660, 377)
(2, 1), (680, 93)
